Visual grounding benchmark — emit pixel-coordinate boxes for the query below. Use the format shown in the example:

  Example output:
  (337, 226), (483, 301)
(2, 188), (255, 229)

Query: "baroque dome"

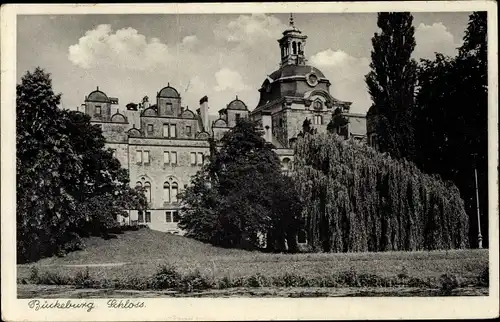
(264, 65), (326, 86)
(86, 88), (109, 102)
(158, 85), (180, 98)
(226, 97), (248, 111)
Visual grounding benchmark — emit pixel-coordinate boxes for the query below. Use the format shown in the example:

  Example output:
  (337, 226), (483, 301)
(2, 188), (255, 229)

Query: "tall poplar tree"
(365, 12), (417, 160)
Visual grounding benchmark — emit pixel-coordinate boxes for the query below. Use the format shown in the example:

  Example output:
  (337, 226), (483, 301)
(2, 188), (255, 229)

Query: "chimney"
(261, 111), (272, 143)
(199, 96), (209, 132)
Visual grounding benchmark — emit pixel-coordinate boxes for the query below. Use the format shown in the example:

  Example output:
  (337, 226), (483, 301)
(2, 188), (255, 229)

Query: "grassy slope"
(18, 228), (488, 282)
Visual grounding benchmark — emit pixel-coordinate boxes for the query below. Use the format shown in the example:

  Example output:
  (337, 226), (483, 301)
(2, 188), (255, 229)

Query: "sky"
(17, 12), (472, 115)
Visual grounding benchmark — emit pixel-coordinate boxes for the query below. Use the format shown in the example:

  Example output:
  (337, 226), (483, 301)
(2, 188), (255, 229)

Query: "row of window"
(137, 210), (180, 223)
(149, 124), (192, 138)
(313, 115), (323, 125)
(135, 150), (205, 166)
(136, 181), (179, 204)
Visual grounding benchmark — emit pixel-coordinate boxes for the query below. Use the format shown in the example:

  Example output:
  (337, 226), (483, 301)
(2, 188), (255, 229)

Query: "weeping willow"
(293, 134), (469, 252)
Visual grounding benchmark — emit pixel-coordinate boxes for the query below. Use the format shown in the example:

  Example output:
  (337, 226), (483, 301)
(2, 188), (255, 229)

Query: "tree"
(179, 119), (303, 251)
(16, 68), (146, 262)
(327, 107), (350, 138)
(294, 133), (469, 252)
(365, 12), (417, 160)
(413, 12), (488, 247)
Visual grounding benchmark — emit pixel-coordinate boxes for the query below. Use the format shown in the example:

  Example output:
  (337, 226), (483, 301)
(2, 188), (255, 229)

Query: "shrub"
(37, 271), (71, 285)
(336, 269), (360, 287)
(115, 275), (151, 290)
(73, 267), (98, 288)
(217, 276), (233, 289)
(244, 273), (270, 287)
(150, 264), (181, 290)
(477, 266), (489, 287)
(439, 273), (459, 295)
(28, 266), (40, 284)
(179, 270), (214, 293)
(273, 272), (309, 287)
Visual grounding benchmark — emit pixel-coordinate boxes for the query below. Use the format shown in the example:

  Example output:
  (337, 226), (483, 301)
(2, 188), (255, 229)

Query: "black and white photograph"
(1, 2), (498, 321)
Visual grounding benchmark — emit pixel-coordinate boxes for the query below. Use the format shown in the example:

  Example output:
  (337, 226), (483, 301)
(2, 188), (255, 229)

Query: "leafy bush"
(439, 273), (459, 295)
(150, 264), (181, 290)
(244, 273), (270, 287)
(179, 270), (214, 293)
(73, 267), (98, 288)
(477, 266), (489, 287)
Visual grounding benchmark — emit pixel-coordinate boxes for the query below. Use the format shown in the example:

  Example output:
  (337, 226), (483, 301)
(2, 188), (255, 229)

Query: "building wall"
(126, 137), (209, 232)
(140, 116), (199, 139)
(86, 101), (112, 122)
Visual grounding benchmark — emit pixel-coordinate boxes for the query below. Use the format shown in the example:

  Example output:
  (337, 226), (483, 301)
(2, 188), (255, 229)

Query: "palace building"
(83, 15), (367, 233)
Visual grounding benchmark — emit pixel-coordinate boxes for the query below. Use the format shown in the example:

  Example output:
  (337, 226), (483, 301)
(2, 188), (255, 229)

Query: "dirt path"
(17, 284), (489, 298)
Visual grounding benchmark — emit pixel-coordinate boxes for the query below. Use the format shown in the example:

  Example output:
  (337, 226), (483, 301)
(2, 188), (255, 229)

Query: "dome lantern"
(279, 13), (307, 66)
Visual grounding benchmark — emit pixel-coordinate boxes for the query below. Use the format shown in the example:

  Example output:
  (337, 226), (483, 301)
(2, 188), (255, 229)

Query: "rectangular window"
(171, 152), (177, 165)
(170, 124), (177, 138)
(235, 113), (241, 123)
(95, 106), (101, 115)
(163, 151), (170, 164)
(136, 150), (142, 164)
(186, 126), (192, 136)
(145, 211), (151, 223)
(172, 211), (180, 223)
(143, 151), (150, 164)
(138, 211), (144, 223)
(197, 152), (204, 165)
(163, 124), (169, 137)
(147, 124), (153, 133)
(166, 103), (173, 113)
(190, 152), (197, 165)
(166, 212), (172, 223)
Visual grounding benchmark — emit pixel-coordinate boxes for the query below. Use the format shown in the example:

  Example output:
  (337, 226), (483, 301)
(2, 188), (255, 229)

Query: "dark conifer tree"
(365, 12), (417, 160)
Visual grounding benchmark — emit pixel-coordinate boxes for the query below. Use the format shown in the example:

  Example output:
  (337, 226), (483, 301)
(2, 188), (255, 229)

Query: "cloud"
(181, 35), (198, 47)
(414, 22), (460, 59)
(214, 13), (286, 46)
(68, 24), (170, 70)
(214, 68), (250, 92)
(310, 49), (371, 114)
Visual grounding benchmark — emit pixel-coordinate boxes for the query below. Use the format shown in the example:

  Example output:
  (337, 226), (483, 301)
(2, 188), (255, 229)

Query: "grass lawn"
(17, 228), (489, 285)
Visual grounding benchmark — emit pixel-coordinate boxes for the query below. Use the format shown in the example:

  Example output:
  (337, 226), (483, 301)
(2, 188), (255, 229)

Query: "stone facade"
(83, 15), (367, 234)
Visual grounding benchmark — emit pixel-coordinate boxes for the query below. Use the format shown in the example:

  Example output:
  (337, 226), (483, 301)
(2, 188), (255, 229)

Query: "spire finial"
(236, 95), (239, 100)
(289, 13), (294, 27)
(97, 86), (99, 91)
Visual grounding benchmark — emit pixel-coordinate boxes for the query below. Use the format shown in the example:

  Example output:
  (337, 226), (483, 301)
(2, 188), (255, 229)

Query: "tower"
(279, 14), (308, 66)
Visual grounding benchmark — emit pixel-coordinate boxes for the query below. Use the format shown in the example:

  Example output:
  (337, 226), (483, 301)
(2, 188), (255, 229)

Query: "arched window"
(313, 115), (323, 125)
(163, 182), (170, 204)
(292, 41), (297, 55)
(144, 181), (151, 203)
(282, 158), (291, 171)
(298, 229), (307, 244)
(135, 181), (142, 189)
(171, 182), (178, 203)
(298, 42), (302, 53)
